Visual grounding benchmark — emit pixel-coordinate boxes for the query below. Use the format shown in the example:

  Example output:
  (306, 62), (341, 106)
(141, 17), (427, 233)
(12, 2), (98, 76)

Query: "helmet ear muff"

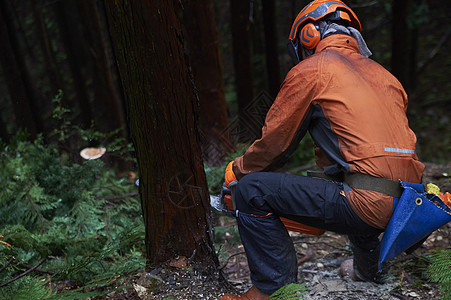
(300, 23), (321, 50)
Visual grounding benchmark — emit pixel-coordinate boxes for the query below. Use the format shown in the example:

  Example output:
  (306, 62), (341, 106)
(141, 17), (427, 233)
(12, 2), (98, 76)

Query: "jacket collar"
(315, 34), (360, 54)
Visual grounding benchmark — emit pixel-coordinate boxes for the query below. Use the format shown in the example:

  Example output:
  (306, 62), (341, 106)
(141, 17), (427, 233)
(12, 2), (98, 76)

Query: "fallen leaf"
(169, 256), (189, 269)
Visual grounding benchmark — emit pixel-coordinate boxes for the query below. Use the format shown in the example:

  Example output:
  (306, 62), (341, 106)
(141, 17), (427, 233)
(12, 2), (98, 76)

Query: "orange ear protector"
(300, 23), (321, 50)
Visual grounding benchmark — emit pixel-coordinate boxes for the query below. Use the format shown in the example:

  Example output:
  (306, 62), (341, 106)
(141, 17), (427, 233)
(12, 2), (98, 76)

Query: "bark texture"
(104, 0), (218, 271)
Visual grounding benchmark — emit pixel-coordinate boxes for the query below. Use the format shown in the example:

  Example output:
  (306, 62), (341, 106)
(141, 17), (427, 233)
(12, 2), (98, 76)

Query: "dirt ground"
(116, 223), (448, 300)
(106, 163), (450, 300)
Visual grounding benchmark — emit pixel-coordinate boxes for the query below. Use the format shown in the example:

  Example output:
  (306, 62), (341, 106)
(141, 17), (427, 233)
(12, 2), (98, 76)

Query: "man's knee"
(234, 173), (276, 213)
(235, 174), (259, 211)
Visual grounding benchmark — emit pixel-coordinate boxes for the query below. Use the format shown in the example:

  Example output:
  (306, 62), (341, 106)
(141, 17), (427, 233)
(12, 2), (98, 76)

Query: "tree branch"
(0, 258), (14, 273)
(105, 206), (111, 243)
(0, 258), (46, 287)
(417, 28), (451, 74)
(95, 191), (138, 202)
(76, 202), (88, 238)
(351, 0), (379, 8)
(25, 190), (46, 233)
(219, 251), (246, 270)
(14, 259), (55, 275)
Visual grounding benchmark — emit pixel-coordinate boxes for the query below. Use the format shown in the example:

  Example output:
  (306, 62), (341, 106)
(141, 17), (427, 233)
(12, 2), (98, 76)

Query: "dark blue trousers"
(234, 172), (382, 295)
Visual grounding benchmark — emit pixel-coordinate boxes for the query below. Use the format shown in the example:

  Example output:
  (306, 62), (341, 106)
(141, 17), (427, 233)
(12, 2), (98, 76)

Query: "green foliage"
(50, 90), (135, 163)
(214, 221), (241, 245)
(205, 144), (249, 194)
(205, 132), (315, 194)
(409, 108), (451, 164)
(0, 132), (145, 298)
(407, 1), (429, 28)
(50, 90), (72, 143)
(427, 249), (451, 300)
(0, 276), (54, 300)
(269, 283), (306, 300)
(284, 133), (316, 174)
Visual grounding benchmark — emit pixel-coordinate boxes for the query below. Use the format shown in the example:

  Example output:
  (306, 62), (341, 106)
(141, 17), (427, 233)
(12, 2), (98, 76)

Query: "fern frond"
(269, 283), (306, 300)
(427, 249), (451, 300)
(1, 131), (144, 296)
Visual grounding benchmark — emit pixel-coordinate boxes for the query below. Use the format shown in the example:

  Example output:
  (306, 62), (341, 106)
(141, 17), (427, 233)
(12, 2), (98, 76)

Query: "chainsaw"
(210, 182), (325, 235)
(209, 182), (237, 218)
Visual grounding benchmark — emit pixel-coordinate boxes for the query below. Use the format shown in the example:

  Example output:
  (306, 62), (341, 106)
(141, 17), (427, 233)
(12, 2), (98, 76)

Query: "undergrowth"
(0, 134), (145, 299)
(269, 283), (306, 299)
(427, 249), (451, 300)
(0, 93), (145, 299)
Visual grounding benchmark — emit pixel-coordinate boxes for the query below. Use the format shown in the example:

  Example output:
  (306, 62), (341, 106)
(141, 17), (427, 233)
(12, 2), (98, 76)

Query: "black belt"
(308, 171), (403, 198)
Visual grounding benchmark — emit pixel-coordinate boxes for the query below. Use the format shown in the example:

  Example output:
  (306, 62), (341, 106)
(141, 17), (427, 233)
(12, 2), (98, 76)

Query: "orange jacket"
(233, 34), (424, 229)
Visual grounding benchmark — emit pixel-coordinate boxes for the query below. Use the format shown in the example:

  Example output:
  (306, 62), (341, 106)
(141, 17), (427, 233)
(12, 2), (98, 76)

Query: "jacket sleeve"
(233, 65), (317, 179)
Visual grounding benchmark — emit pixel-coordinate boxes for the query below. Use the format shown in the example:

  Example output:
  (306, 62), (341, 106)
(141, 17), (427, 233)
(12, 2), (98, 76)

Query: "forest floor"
(98, 163), (450, 300)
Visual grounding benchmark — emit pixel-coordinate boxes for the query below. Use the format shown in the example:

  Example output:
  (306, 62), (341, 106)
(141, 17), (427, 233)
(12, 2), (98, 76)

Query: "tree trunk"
(262, 0), (281, 98)
(104, 0), (218, 272)
(0, 0), (40, 140)
(230, 0), (255, 142)
(391, 0), (410, 90)
(54, 0), (93, 129)
(76, 0), (127, 138)
(0, 114), (11, 142)
(31, 0), (63, 96)
(180, 0), (234, 166)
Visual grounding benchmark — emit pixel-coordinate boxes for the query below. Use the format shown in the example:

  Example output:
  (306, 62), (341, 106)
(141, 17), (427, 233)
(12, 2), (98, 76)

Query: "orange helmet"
(287, 0), (361, 63)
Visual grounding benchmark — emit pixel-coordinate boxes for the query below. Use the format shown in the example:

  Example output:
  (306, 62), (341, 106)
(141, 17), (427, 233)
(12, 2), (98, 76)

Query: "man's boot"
(349, 238), (385, 283)
(221, 285), (270, 300)
(342, 234), (386, 283)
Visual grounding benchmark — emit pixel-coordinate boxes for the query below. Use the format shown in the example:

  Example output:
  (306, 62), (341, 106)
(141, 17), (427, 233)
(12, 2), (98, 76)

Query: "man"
(220, 1), (424, 299)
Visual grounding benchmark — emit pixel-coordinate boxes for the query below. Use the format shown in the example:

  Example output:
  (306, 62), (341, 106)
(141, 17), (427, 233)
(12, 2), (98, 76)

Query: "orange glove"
(224, 161), (237, 188)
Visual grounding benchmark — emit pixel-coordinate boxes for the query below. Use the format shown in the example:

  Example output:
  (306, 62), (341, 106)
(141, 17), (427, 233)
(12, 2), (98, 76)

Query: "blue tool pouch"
(379, 181), (451, 269)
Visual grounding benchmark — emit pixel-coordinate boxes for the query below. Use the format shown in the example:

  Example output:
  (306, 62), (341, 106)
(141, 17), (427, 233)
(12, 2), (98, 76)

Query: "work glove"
(224, 161), (237, 188)
(224, 161), (238, 211)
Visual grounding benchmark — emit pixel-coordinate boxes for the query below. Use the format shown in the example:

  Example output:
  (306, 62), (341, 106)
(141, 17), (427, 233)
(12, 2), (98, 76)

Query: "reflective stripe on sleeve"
(384, 147), (415, 154)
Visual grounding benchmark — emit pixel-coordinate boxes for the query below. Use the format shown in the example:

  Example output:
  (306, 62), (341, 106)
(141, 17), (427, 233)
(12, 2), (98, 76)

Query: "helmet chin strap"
(286, 39), (315, 65)
(301, 45), (315, 60)
(286, 39), (300, 65)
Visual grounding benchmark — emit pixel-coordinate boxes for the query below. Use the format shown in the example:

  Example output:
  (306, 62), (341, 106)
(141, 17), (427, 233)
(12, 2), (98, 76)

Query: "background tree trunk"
(0, 0), (40, 140)
(54, 0), (93, 129)
(262, 0), (281, 98)
(180, 0), (234, 166)
(0, 114), (11, 142)
(104, 0), (218, 272)
(77, 0), (127, 138)
(391, 0), (410, 90)
(230, 0), (255, 141)
(31, 0), (63, 96)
